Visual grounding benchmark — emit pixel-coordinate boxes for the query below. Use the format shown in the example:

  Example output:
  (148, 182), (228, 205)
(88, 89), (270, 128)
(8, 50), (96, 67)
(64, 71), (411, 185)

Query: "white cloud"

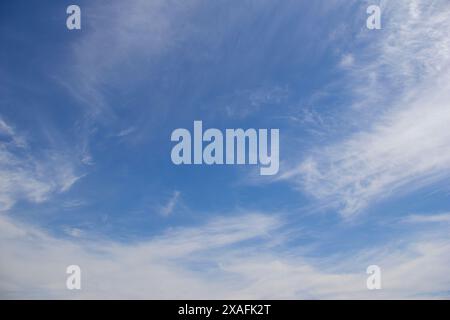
(402, 213), (450, 224)
(0, 118), (14, 137)
(0, 117), (26, 148)
(0, 213), (281, 299)
(0, 118), (82, 211)
(222, 86), (290, 119)
(115, 126), (136, 138)
(63, 227), (84, 238)
(62, 0), (200, 116)
(339, 54), (354, 68)
(61, 199), (88, 210)
(1, 212), (450, 299)
(281, 0), (450, 217)
(159, 190), (181, 217)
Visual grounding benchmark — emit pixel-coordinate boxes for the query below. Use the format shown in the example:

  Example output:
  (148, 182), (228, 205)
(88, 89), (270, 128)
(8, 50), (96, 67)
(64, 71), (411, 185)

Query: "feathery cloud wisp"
(281, 0), (450, 217)
(0, 117), (82, 211)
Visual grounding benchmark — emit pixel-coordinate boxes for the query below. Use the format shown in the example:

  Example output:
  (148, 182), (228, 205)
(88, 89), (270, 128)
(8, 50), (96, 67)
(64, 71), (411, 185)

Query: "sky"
(1, 0), (450, 299)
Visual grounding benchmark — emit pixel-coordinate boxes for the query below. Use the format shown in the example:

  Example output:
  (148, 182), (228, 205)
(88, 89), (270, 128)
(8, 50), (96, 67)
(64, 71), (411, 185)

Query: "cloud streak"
(0, 117), (82, 211)
(281, 0), (450, 217)
(159, 190), (181, 217)
(402, 213), (450, 224)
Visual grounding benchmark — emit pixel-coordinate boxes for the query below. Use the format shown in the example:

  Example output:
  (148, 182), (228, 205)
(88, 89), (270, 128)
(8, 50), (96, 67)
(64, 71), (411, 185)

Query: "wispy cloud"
(1, 212), (450, 299)
(0, 117), (83, 211)
(402, 213), (450, 224)
(339, 53), (354, 68)
(62, 0), (200, 117)
(159, 190), (181, 217)
(115, 126), (137, 138)
(281, 0), (450, 217)
(222, 86), (290, 119)
(62, 227), (84, 238)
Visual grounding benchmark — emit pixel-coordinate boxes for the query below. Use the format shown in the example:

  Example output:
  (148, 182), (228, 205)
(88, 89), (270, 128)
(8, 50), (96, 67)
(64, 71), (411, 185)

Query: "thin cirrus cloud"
(62, 0), (200, 118)
(402, 213), (450, 224)
(159, 190), (181, 217)
(0, 117), (82, 212)
(279, 0), (450, 217)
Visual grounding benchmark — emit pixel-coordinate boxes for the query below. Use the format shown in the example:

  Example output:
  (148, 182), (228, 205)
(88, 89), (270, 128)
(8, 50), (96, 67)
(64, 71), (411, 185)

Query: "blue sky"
(1, 0), (450, 299)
